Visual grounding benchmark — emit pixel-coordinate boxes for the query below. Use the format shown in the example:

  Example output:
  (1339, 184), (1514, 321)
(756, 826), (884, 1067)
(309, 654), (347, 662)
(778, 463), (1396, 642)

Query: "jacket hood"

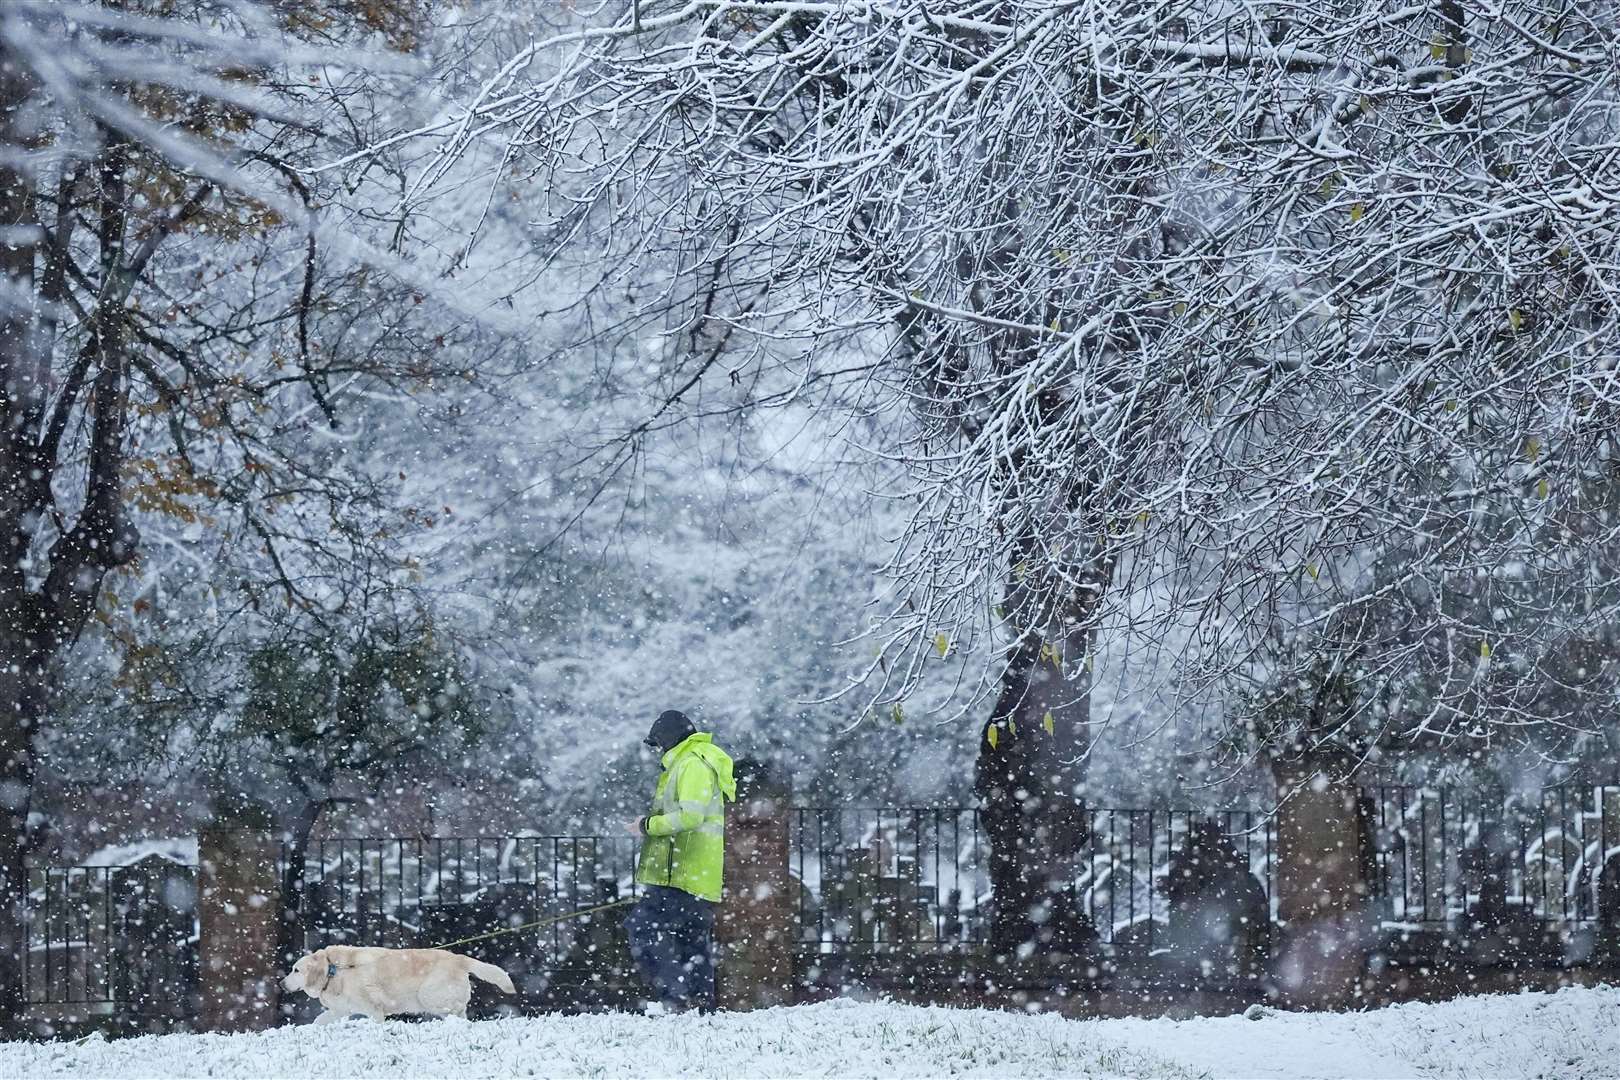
(663, 732), (737, 802)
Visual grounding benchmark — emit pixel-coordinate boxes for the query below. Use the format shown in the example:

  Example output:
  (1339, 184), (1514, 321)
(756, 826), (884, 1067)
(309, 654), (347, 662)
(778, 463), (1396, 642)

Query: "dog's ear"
(307, 948), (332, 993)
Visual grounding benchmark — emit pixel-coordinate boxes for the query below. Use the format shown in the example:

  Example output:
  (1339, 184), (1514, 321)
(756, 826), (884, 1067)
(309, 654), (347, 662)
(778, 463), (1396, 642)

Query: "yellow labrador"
(282, 945), (515, 1023)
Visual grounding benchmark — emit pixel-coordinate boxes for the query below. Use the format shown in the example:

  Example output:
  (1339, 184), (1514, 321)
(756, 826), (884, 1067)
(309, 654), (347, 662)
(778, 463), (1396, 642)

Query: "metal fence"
(22, 861), (197, 1010)
(791, 808), (985, 951)
(789, 806), (1277, 964)
(1361, 783), (1620, 932)
(24, 785), (1618, 1019)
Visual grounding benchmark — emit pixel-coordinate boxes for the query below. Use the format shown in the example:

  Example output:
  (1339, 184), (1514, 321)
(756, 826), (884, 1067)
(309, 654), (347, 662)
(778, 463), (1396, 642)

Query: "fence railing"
(791, 807), (986, 951)
(285, 835), (643, 935)
(788, 805), (1277, 963)
(1361, 783), (1620, 933)
(22, 785), (1620, 1018)
(22, 861), (197, 1010)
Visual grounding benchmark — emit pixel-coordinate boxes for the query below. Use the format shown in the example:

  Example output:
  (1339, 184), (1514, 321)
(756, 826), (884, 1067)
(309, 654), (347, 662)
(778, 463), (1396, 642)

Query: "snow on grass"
(5, 986), (1617, 1079)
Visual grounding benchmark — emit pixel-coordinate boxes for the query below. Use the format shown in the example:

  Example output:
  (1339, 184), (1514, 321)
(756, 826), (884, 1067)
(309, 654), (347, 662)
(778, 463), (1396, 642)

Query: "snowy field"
(5, 987), (1617, 1079)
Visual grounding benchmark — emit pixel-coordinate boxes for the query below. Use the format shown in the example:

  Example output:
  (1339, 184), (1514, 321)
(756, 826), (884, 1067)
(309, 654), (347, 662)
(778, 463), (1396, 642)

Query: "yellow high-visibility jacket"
(636, 732), (736, 902)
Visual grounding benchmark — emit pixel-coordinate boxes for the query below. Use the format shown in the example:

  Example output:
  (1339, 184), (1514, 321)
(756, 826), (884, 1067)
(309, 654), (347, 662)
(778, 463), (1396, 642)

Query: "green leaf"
(1349, 202), (1365, 224)
(891, 702), (904, 725)
(1480, 641), (1492, 659)
(934, 633), (950, 658)
(1042, 711), (1055, 736)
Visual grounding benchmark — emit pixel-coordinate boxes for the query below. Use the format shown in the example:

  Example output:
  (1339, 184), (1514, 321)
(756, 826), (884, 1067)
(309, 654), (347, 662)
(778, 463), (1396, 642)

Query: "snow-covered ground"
(7, 987), (1616, 1079)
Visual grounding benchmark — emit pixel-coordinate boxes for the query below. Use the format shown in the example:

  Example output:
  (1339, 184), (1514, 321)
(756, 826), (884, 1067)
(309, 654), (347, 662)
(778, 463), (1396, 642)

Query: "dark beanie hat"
(644, 709), (696, 752)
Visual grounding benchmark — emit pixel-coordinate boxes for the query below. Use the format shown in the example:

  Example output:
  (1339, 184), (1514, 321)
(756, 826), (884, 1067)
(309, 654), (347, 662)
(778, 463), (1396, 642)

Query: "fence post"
(1272, 758), (1373, 1007)
(716, 759), (794, 1010)
(1599, 787), (1620, 960)
(197, 828), (282, 1032)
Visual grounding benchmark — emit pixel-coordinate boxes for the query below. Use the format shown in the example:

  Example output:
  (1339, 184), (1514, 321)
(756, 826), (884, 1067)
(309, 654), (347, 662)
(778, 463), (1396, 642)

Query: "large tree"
(0, 0), (448, 1028)
(356, 0), (1620, 958)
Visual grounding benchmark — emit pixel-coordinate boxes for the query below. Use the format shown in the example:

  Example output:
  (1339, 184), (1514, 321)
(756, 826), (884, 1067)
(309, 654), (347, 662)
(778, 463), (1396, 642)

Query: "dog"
(281, 945), (515, 1024)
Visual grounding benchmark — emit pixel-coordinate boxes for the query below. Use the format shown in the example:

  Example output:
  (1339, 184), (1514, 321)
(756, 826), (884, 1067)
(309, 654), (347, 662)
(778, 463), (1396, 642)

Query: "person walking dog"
(624, 709), (736, 1013)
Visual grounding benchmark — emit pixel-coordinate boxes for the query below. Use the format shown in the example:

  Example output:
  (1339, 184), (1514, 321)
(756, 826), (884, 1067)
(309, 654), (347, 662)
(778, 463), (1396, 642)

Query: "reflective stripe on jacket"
(636, 732), (737, 902)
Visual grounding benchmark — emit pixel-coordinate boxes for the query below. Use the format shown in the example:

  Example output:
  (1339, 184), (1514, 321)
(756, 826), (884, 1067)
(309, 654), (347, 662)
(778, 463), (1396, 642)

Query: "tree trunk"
(0, 622), (51, 1034)
(974, 551), (1097, 964)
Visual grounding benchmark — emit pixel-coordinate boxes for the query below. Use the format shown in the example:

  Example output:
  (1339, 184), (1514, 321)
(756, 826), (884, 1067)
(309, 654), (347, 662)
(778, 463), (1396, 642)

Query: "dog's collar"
(326, 962), (338, 979)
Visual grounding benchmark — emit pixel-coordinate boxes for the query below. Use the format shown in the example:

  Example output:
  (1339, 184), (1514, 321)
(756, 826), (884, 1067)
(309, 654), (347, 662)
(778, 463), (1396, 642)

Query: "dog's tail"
(461, 956), (516, 994)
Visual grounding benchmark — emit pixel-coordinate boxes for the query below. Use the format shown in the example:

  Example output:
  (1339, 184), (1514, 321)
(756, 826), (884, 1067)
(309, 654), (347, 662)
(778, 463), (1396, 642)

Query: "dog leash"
(312, 896), (642, 982)
(424, 896), (638, 952)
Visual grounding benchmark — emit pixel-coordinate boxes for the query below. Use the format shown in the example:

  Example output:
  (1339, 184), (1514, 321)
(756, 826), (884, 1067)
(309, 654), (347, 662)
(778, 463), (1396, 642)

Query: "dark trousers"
(624, 885), (715, 1010)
